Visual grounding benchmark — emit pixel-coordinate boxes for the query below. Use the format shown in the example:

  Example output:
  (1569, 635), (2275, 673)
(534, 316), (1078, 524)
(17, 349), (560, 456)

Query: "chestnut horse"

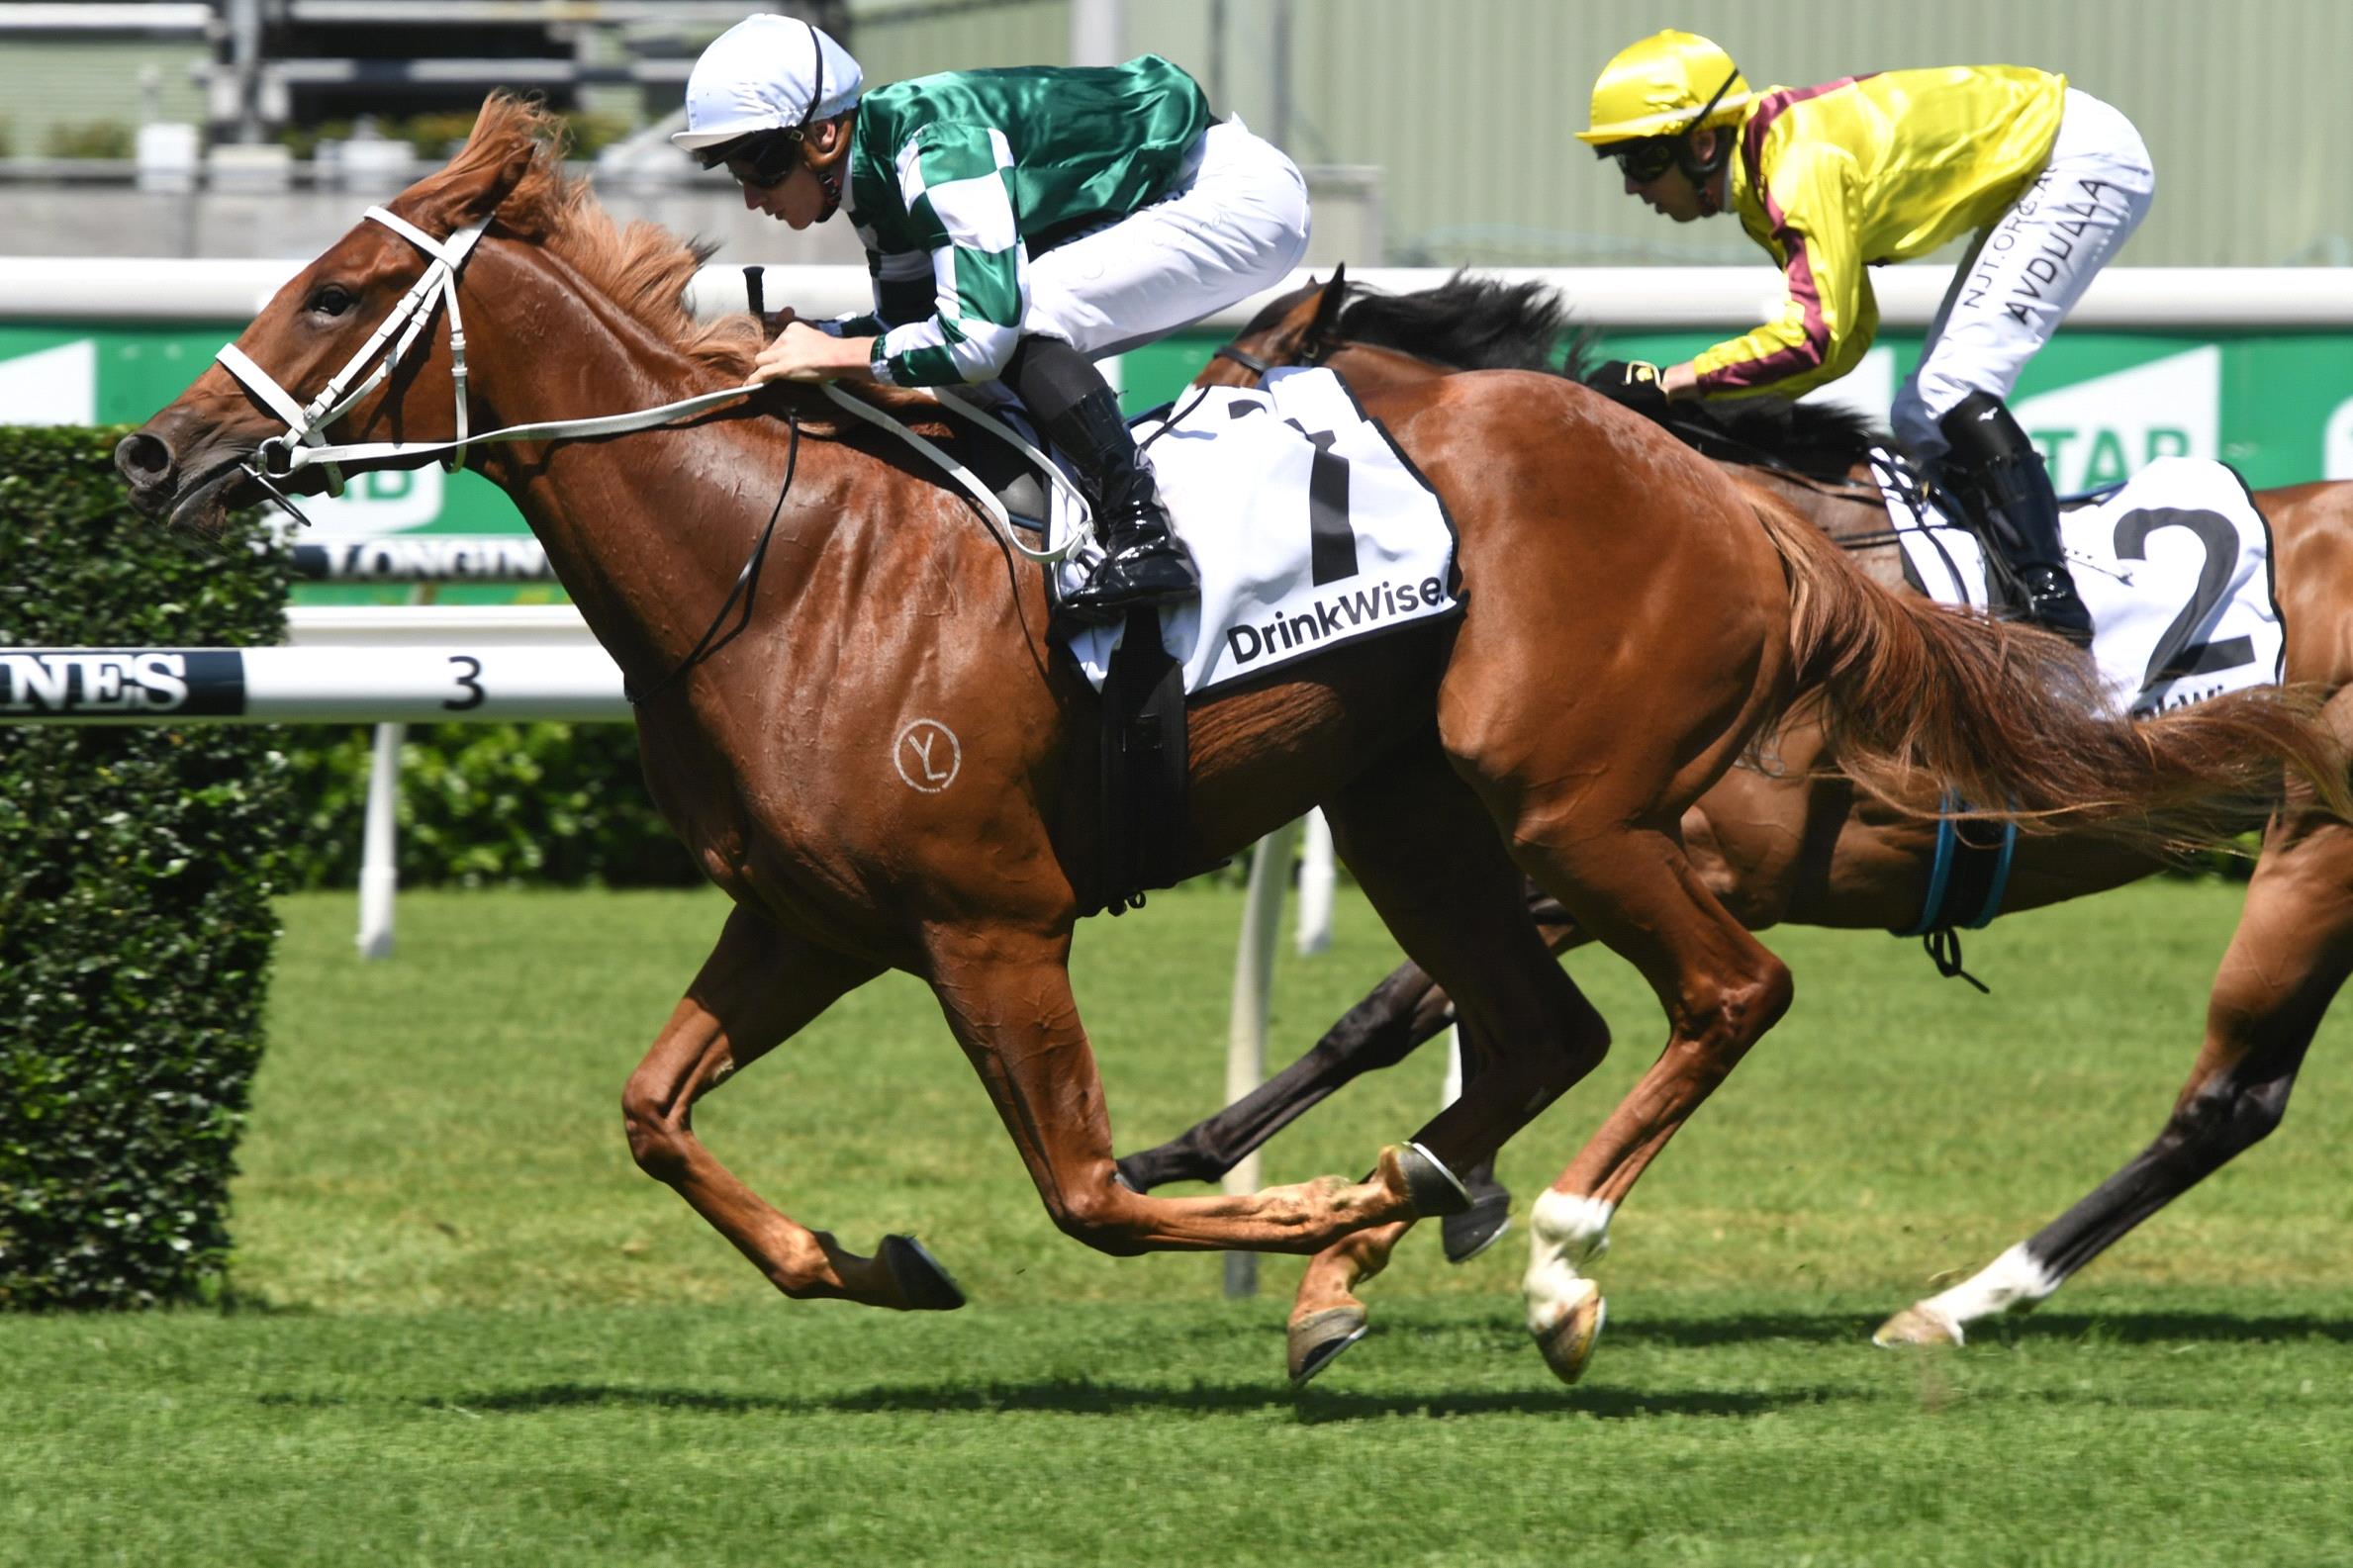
(115, 103), (2338, 1384)
(1135, 271), (2353, 1362)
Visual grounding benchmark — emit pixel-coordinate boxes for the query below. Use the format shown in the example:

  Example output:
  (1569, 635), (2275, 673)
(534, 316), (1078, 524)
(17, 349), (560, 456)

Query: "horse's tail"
(1748, 498), (2349, 842)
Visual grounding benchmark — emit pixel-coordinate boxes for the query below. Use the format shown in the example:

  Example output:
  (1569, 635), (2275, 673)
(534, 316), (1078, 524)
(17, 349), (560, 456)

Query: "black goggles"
(1610, 138), (1679, 183)
(716, 130), (805, 189)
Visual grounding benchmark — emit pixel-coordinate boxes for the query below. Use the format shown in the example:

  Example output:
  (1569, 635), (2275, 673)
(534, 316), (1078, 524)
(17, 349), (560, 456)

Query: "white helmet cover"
(673, 15), (864, 152)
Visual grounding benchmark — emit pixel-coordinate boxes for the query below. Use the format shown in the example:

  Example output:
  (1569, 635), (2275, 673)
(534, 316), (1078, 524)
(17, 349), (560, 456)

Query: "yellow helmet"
(1575, 30), (1751, 147)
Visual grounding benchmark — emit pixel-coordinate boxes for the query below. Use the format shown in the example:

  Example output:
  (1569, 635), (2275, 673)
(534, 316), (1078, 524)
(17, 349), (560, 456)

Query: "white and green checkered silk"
(839, 57), (1212, 387)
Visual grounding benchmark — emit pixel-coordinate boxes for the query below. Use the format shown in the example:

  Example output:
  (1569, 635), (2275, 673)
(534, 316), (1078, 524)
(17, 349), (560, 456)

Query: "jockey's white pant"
(1021, 117), (1312, 360)
(1891, 89), (2155, 461)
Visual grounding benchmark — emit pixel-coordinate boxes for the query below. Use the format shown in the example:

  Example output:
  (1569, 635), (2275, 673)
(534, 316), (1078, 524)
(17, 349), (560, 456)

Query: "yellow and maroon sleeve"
(1694, 112), (1879, 399)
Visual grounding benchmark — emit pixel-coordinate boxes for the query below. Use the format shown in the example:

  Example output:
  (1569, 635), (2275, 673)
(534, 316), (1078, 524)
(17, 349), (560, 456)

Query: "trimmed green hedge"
(0, 426), (291, 1309)
(277, 721), (698, 889)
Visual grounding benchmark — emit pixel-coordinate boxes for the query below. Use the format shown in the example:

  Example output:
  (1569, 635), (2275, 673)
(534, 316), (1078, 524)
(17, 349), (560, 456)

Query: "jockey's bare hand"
(749, 321), (879, 385)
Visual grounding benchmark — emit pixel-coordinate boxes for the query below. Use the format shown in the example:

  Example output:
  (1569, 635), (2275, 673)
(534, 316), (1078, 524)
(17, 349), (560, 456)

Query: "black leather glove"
(1586, 359), (1671, 423)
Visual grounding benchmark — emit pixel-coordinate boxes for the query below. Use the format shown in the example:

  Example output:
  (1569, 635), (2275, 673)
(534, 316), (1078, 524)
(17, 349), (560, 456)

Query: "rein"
(1211, 333), (1333, 381)
(1653, 408), (1883, 504)
(1211, 344), (1276, 378)
(627, 415), (800, 707)
(220, 206), (1084, 566)
(214, 203), (1094, 696)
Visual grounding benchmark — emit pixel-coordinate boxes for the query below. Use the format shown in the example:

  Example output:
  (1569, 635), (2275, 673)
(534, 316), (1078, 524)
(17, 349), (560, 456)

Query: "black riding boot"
(1936, 391), (2093, 647)
(1006, 336), (1197, 627)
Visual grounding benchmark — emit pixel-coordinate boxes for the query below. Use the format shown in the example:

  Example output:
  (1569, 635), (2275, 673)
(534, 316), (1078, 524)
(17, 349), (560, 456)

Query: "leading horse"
(1137, 270), (2353, 1363)
(116, 102), (2340, 1383)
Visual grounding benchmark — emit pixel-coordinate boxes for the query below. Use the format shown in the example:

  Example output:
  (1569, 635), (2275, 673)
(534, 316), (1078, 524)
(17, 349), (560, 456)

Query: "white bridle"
(211, 204), (1082, 563)
(213, 204), (754, 498)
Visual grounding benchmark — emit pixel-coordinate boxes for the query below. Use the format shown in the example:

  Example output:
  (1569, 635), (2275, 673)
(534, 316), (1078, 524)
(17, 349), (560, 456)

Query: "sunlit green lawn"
(5, 878), (2348, 1566)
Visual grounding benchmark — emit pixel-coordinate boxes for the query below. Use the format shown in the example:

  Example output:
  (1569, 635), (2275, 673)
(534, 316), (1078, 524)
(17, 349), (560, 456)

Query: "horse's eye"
(309, 285), (357, 318)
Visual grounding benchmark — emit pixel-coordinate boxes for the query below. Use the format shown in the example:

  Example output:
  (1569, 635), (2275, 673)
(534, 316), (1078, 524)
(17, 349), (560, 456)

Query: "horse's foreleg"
(621, 907), (955, 1311)
(1282, 749), (1612, 1381)
(1509, 824), (1796, 1384)
(925, 927), (1461, 1257)
(1877, 807), (2353, 1347)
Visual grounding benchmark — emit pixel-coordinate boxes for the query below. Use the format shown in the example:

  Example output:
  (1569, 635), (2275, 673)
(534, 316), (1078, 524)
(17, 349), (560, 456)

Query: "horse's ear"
(459, 143), (536, 225)
(412, 136), (537, 233)
(1307, 262), (1351, 341)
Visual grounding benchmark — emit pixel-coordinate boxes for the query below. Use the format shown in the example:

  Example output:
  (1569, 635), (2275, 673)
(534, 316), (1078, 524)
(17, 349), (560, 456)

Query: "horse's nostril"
(115, 431), (175, 486)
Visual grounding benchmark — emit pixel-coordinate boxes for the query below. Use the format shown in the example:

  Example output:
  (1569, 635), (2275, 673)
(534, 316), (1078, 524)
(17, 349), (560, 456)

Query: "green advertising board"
(11, 319), (2352, 542)
(0, 322), (521, 540)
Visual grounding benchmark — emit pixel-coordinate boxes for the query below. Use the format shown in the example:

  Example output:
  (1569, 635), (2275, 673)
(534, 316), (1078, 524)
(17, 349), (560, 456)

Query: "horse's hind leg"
(1283, 747), (1611, 1381)
(1116, 882), (1582, 1239)
(920, 925), (1470, 1258)
(621, 906), (960, 1311)
(1877, 803), (2353, 1347)
(1113, 958), (1457, 1189)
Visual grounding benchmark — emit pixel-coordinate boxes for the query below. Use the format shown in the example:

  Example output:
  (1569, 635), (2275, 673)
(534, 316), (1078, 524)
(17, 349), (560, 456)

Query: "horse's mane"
(414, 94), (940, 428)
(1333, 271), (1886, 482)
(1338, 274), (1593, 375)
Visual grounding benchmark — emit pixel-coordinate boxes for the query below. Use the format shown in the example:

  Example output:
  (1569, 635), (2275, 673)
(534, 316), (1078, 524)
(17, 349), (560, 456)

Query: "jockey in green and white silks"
(675, 14), (1312, 626)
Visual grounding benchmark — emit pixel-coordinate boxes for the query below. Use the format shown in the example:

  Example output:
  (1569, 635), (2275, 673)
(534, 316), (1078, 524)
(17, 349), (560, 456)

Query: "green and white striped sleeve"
(870, 124), (1027, 388)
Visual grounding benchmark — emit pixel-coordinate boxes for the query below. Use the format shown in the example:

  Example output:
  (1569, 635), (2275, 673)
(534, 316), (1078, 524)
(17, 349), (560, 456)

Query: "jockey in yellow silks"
(1577, 30), (2156, 645)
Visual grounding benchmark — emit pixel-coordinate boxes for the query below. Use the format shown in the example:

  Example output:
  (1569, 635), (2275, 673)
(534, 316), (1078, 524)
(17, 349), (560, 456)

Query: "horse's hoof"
(1441, 1186), (1512, 1264)
(1873, 1303), (1963, 1348)
(1287, 1306), (1369, 1386)
(880, 1235), (966, 1312)
(1530, 1279), (1606, 1384)
(1392, 1142), (1472, 1218)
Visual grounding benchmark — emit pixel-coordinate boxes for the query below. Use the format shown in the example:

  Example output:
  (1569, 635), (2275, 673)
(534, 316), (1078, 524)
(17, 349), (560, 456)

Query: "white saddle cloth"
(1054, 367), (1460, 696)
(1883, 452), (2284, 717)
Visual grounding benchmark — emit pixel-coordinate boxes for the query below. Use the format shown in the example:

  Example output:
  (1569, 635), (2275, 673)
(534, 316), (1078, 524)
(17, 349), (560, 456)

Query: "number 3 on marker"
(444, 654), (486, 712)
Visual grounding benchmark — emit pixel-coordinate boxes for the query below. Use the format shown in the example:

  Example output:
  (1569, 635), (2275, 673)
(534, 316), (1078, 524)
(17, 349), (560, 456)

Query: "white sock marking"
(1917, 1243), (2061, 1339)
(1523, 1190), (1613, 1335)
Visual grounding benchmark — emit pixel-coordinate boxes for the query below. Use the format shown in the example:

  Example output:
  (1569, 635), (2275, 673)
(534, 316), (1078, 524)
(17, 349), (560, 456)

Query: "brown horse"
(114, 101), (2339, 1384)
(1140, 270), (2353, 1363)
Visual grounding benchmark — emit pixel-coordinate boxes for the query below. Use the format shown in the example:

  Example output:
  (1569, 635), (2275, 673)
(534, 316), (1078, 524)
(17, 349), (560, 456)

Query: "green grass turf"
(6, 877), (2350, 1565)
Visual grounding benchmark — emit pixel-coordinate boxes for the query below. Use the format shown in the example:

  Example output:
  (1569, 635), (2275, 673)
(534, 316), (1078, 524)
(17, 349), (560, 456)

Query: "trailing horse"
(115, 102), (2343, 1385)
(1135, 269), (2353, 1363)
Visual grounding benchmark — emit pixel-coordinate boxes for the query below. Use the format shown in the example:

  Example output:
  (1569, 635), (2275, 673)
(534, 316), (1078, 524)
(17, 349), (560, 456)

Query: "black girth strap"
(1095, 605), (1190, 915)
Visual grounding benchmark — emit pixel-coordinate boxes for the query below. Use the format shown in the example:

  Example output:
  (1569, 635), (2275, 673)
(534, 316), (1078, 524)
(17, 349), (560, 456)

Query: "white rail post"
(354, 581), (431, 960)
(1224, 816), (1300, 1299)
(1294, 807), (1334, 956)
(354, 717), (404, 960)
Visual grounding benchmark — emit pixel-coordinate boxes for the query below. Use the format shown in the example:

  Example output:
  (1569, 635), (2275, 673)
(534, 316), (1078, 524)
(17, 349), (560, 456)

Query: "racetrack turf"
(5, 878), (2348, 1565)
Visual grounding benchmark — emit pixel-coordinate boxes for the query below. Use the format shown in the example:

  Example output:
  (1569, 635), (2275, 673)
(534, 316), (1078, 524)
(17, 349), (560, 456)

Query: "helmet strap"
(1675, 131), (1733, 213)
(1669, 68), (1741, 212)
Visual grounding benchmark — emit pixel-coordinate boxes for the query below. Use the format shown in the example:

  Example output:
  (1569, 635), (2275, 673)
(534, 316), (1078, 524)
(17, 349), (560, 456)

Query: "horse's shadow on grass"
(1946, 1309), (2353, 1346)
(419, 1378), (1847, 1423)
(1598, 1307), (2353, 1349)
